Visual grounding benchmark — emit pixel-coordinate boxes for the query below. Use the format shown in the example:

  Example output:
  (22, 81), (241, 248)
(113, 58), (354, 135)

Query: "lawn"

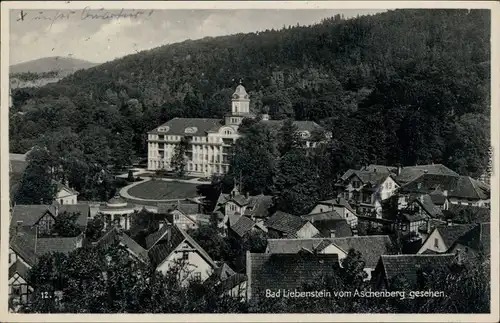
(127, 180), (200, 200)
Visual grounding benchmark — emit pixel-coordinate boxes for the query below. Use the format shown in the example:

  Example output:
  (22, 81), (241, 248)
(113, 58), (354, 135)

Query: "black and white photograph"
(1, 1), (498, 321)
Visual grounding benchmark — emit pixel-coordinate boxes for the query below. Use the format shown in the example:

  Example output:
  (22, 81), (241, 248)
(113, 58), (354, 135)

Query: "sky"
(9, 8), (386, 65)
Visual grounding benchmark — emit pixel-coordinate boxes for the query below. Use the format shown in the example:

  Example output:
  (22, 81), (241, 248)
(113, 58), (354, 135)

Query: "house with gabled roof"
(94, 227), (149, 264)
(246, 252), (340, 300)
(229, 215), (267, 239)
(336, 167), (400, 218)
(11, 203), (89, 236)
(266, 235), (393, 280)
(145, 222), (218, 284)
(265, 211), (320, 239)
(448, 222), (490, 261)
(300, 212), (353, 238)
(9, 226), (84, 308)
(397, 173), (490, 210)
(205, 262), (247, 299)
(308, 197), (358, 228)
(417, 224), (476, 255)
(372, 254), (456, 290)
(9, 260), (33, 308)
(158, 201), (205, 231)
(54, 180), (79, 205)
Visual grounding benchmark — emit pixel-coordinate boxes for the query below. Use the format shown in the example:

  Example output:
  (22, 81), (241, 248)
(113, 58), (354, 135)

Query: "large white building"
(147, 83), (328, 177)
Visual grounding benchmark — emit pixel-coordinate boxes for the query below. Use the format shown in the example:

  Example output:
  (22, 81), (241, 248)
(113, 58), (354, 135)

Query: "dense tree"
(230, 121), (278, 195)
(9, 9), (490, 181)
(277, 118), (302, 156)
(15, 148), (57, 205)
(170, 137), (189, 177)
(50, 212), (82, 238)
(85, 215), (105, 242)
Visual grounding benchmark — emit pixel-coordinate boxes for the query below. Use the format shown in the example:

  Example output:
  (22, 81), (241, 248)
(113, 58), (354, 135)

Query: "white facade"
(147, 84), (250, 177)
(156, 241), (215, 285)
(56, 187), (78, 205)
(417, 229), (448, 254)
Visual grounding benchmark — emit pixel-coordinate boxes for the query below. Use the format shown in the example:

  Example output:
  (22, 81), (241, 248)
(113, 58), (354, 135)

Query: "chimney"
(159, 220), (165, 229)
(447, 218), (452, 226)
(166, 222), (172, 242)
(397, 166), (402, 176)
(352, 228), (358, 236)
(443, 190), (448, 197)
(330, 229), (336, 238)
(245, 192), (249, 199)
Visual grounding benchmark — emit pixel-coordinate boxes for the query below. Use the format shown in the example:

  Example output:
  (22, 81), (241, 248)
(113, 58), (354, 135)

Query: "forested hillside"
(10, 9), (490, 182)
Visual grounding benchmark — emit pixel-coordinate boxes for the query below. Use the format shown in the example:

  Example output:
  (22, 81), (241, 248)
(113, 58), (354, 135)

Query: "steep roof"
(266, 235), (392, 268)
(327, 235), (393, 268)
(302, 210), (343, 222)
(146, 224), (217, 268)
(96, 227), (149, 264)
(399, 174), (489, 201)
(454, 222), (490, 255)
(396, 164), (459, 183)
(302, 216), (353, 238)
(247, 253), (339, 299)
(447, 176), (490, 200)
(231, 215), (257, 238)
(58, 204), (90, 228)
(54, 181), (79, 196)
(408, 195), (442, 218)
(148, 118), (224, 136)
(158, 202), (201, 216)
(10, 228), (81, 267)
(10, 204), (89, 229)
(377, 254), (455, 286)
(444, 204), (490, 223)
(244, 194), (273, 218)
(434, 224), (476, 248)
(316, 197), (357, 215)
(11, 205), (51, 227)
(9, 260), (31, 280)
(266, 238), (327, 254)
(265, 211), (309, 236)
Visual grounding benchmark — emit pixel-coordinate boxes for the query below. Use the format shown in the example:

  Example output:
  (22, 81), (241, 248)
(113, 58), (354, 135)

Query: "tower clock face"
(233, 94), (239, 99)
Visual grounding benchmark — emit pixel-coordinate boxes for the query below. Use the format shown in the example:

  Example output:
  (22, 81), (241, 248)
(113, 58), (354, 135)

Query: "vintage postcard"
(1, 1), (498, 322)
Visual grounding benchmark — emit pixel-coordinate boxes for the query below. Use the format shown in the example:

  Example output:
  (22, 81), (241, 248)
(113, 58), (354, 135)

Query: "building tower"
(225, 80), (251, 126)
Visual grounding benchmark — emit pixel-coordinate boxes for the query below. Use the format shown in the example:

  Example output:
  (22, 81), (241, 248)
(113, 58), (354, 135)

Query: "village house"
(266, 235), (393, 280)
(94, 226), (150, 264)
(228, 215), (268, 239)
(308, 197), (358, 228)
(147, 83), (329, 177)
(158, 201), (206, 231)
(300, 212), (353, 238)
(10, 203), (89, 236)
(336, 166), (400, 217)
(54, 180), (79, 205)
(397, 174), (490, 209)
(265, 211), (320, 239)
(204, 263), (247, 299)
(145, 221), (218, 284)
(448, 222), (490, 262)
(417, 224), (476, 254)
(372, 254), (456, 290)
(245, 252), (339, 300)
(9, 226), (84, 307)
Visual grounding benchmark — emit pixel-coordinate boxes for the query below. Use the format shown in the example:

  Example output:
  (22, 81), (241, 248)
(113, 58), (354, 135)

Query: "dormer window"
(300, 131), (310, 138)
(184, 127), (197, 134)
(158, 126), (170, 132)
